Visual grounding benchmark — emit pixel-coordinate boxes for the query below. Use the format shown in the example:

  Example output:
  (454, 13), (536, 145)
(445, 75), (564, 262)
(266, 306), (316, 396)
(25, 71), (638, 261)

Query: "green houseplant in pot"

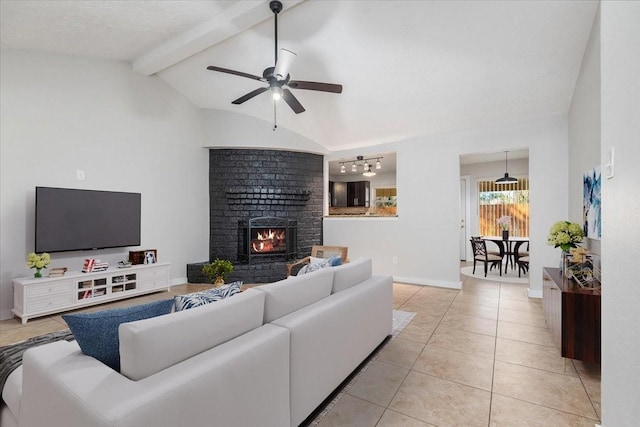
(202, 258), (234, 286)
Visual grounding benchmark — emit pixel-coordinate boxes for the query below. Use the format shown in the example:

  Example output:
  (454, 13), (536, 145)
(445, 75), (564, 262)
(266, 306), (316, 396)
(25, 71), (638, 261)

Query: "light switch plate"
(605, 147), (614, 179)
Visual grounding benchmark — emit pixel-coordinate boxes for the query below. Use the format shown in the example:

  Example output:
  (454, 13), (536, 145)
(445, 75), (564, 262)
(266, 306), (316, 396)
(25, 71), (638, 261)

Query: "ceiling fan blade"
(207, 66), (265, 81)
(288, 80), (343, 93)
(232, 87), (270, 105)
(274, 49), (297, 81)
(282, 89), (305, 114)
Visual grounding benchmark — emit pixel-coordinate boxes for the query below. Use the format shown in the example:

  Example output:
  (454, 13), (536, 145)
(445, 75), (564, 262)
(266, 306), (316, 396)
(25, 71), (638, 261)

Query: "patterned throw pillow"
(62, 299), (174, 371)
(297, 258), (331, 276)
(173, 281), (243, 311)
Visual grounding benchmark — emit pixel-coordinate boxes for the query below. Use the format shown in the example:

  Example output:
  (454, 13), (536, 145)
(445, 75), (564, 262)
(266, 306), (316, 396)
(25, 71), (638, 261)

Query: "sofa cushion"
(173, 281), (242, 311)
(119, 289), (265, 381)
(254, 268), (334, 323)
(1, 366), (22, 422)
(331, 258), (372, 293)
(62, 299), (174, 371)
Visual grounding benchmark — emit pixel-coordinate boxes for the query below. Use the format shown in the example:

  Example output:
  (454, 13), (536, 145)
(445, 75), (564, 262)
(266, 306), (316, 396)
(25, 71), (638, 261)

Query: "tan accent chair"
(285, 246), (349, 277)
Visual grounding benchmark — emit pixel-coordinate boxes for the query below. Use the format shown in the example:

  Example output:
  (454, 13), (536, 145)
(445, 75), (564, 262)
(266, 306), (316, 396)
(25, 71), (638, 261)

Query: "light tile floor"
(317, 271), (601, 427)
(0, 273), (601, 427)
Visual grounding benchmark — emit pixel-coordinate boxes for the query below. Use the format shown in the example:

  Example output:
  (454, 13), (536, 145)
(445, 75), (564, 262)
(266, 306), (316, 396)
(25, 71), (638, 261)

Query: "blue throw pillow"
(62, 299), (174, 371)
(173, 281), (243, 311)
(329, 256), (343, 266)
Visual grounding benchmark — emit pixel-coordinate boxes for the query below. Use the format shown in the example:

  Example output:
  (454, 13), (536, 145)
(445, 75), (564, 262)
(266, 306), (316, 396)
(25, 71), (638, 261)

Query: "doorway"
(459, 149), (530, 265)
(460, 176), (470, 261)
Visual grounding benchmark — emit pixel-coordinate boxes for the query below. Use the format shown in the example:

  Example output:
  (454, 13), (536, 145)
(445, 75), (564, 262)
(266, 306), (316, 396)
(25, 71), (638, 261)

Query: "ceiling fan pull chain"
(273, 100), (278, 131)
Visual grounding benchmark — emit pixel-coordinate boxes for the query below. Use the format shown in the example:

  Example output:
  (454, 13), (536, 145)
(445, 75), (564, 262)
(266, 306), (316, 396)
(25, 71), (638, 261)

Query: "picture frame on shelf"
(144, 251), (156, 264)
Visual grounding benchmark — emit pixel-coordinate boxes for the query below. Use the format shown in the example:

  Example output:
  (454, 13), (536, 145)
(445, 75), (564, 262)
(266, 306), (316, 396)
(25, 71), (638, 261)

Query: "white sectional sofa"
(1, 258), (393, 427)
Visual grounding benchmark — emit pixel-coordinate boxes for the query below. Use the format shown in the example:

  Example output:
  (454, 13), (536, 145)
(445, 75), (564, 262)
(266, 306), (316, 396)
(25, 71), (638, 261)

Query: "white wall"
(0, 51), (209, 320)
(568, 6), (601, 256)
(200, 109), (327, 154)
(324, 116), (568, 295)
(600, 2), (640, 425)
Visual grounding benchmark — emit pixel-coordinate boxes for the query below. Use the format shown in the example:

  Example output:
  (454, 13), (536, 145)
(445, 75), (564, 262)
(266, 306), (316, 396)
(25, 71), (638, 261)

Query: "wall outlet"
(76, 169), (86, 181)
(392, 256), (398, 264)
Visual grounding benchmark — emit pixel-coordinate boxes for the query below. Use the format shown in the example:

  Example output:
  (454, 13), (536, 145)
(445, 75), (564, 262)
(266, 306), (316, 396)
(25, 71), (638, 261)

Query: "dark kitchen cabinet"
(330, 181), (370, 207)
(329, 181), (347, 207)
(347, 181), (370, 207)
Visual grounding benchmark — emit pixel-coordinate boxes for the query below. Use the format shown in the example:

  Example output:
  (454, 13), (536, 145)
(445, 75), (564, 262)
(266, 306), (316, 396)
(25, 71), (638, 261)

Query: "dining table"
(482, 236), (529, 271)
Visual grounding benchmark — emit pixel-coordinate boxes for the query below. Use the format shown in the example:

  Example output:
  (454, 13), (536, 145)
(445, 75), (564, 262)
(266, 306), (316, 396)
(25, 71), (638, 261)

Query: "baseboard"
(170, 277), (188, 287)
(393, 276), (462, 290)
(527, 288), (542, 299)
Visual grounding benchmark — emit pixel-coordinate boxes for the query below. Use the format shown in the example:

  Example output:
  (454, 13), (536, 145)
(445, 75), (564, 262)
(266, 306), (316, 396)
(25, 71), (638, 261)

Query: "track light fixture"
(337, 155), (383, 176)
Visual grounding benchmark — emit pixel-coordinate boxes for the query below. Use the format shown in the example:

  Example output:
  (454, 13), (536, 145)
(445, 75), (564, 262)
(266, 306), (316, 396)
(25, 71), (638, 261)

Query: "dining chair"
(514, 240), (530, 277)
(470, 237), (503, 277)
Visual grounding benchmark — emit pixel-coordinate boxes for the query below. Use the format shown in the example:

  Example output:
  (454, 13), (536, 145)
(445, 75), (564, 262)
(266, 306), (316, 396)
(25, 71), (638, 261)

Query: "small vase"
(502, 229), (509, 241)
(214, 277), (224, 287)
(560, 250), (569, 277)
(34, 269), (42, 278)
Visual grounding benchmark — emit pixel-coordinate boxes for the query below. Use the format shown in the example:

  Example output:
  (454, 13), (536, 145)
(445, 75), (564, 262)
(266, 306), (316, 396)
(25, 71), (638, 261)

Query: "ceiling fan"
(206, 0), (342, 117)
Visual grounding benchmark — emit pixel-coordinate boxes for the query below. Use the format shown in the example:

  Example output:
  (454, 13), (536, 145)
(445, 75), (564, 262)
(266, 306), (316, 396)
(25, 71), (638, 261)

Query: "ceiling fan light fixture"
(376, 159), (382, 170)
(340, 163), (346, 173)
(272, 86), (282, 100)
(274, 49), (296, 80)
(351, 162), (357, 172)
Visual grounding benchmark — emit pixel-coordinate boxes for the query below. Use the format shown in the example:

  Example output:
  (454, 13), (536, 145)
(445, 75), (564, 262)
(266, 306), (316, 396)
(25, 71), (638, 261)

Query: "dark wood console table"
(542, 267), (601, 363)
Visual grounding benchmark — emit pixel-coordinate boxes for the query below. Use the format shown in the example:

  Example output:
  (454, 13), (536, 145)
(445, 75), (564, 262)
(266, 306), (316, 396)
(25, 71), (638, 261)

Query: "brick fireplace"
(187, 149), (323, 284)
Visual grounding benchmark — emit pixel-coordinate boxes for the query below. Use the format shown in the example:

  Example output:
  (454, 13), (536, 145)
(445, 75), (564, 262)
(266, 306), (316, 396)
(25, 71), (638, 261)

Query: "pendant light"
(495, 151), (518, 185)
(363, 164), (376, 177)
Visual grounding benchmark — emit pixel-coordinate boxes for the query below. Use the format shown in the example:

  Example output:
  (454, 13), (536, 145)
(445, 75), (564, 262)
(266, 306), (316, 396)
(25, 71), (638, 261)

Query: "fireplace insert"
(238, 217), (297, 263)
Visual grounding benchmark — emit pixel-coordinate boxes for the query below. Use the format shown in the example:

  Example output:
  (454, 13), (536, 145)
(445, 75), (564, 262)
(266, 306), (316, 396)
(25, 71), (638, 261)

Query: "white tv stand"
(13, 263), (170, 324)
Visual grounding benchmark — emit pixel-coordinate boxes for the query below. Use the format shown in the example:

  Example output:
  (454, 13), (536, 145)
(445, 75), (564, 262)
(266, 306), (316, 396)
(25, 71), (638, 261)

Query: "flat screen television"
(35, 187), (141, 253)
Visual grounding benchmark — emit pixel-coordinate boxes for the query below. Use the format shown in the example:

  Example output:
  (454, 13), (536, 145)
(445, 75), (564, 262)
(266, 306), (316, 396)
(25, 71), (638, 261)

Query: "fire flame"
(251, 229), (286, 253)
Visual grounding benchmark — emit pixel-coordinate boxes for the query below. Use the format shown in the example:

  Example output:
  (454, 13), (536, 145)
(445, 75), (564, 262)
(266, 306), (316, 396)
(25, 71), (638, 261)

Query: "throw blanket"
(0, 329), (75, 393)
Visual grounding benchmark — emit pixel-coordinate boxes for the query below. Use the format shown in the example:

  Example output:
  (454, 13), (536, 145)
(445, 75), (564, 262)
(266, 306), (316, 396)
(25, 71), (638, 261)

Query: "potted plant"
(202, 258), (234, 286)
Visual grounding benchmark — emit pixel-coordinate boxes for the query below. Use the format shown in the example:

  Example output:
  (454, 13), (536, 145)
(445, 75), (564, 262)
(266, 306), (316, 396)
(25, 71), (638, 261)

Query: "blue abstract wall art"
(583, 166), (601, 240)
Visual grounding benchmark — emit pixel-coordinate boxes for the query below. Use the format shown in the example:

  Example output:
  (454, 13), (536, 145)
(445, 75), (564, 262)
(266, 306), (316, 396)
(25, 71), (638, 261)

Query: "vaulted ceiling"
(0, 0), (598, 151)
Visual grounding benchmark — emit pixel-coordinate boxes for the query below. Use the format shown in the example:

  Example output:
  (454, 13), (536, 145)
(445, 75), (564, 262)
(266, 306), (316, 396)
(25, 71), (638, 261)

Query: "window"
(375, 188), (397, 215)
(478, 178), (529, 237)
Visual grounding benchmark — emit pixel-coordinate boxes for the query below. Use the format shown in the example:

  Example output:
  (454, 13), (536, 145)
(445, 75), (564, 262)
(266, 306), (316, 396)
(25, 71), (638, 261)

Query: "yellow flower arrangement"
(27, 252), (51, 277)
(547, 221), (584, 251)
